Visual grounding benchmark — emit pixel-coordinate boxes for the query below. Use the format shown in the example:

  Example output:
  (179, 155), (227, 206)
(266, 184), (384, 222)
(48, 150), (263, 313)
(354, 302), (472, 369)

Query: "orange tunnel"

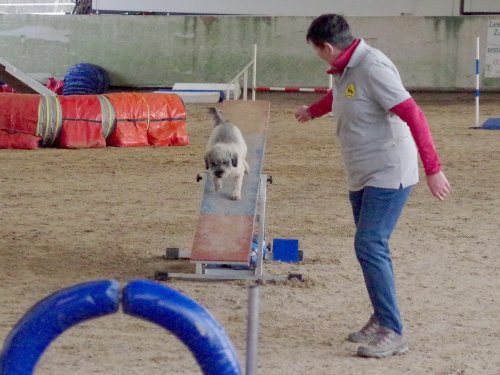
(0, 93), (189, 150)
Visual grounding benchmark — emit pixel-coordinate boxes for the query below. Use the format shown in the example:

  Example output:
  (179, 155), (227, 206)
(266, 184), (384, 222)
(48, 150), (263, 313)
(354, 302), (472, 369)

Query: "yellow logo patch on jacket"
(345, 83), (356, 98)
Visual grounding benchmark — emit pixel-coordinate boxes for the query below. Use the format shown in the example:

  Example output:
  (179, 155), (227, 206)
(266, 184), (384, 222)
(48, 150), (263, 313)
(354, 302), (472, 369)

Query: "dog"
(204, 108), (249, 200)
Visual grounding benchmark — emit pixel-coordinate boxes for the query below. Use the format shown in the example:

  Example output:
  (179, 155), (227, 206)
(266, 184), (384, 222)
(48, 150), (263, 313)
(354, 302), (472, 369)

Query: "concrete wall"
(0, 14), (499, 90)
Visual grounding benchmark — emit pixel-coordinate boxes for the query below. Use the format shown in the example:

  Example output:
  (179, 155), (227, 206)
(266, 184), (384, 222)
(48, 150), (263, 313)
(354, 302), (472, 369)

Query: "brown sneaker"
(357, 326), (409, 358)
(347, 315), (380, 343)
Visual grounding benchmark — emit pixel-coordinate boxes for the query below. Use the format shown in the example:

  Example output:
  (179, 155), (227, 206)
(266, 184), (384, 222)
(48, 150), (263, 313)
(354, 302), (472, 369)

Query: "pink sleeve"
(390, 97), (442, 175)
(307, 90), (333, 118)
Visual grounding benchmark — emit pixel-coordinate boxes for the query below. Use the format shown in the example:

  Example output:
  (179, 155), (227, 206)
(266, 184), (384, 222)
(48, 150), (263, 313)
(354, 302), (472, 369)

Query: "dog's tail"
(208, 107), (226, 126)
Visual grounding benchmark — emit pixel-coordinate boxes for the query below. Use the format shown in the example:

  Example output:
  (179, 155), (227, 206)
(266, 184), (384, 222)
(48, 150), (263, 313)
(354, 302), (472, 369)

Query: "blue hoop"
(0, 280), (120, 375)
(0, 279), (242, 375)
(123, 280), (241, 375)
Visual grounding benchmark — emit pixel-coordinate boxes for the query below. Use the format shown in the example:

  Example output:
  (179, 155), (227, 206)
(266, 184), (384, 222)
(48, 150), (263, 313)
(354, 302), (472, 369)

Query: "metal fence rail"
(227, 44), (257, 101)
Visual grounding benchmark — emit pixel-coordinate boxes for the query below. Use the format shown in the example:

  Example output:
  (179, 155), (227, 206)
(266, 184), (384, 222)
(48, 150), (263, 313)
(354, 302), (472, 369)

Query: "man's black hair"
(306, 14), (355, 50)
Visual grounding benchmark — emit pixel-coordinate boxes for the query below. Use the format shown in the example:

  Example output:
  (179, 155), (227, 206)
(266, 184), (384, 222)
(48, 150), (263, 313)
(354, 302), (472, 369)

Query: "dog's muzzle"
(214, 170), (224, 178)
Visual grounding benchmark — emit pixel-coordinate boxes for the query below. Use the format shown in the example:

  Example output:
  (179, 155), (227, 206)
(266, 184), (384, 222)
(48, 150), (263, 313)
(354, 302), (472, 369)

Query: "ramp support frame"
(158, 174), (298, 282)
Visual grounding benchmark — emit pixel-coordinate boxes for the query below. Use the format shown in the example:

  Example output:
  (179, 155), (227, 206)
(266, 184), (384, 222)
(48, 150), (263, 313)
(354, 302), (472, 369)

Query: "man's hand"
(295, 105), (312, 123)
(426, 171), (451, 201)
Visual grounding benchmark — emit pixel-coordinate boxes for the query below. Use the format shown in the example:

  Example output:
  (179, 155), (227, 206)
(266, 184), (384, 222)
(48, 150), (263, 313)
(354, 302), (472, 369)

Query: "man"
(295, 14), (450, 358)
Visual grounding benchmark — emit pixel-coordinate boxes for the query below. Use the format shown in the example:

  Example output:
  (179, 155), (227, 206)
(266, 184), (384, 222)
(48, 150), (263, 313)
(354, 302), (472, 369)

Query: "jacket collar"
(326, 38), (364, 75)
(346, 38), (367, 69)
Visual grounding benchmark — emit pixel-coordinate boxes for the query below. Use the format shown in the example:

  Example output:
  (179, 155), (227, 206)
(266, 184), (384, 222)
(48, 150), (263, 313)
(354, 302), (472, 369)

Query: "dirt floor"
(1, 92), (499, 374)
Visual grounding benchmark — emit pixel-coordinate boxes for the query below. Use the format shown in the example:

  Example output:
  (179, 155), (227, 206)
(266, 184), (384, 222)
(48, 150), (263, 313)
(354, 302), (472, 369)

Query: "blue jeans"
(349, 185), (412, 335)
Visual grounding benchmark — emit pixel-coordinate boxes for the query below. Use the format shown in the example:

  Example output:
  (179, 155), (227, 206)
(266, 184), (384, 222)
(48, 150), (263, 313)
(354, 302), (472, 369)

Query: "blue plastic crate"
(272, 238), (300, 263)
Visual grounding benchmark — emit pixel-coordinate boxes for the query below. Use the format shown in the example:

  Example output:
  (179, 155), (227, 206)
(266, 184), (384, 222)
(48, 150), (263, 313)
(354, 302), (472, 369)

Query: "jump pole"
(255, 86), (329, 93)
(255, 69), (332, 94)
(252, 44), (257, 101)
(475, 36), (480, 127)
(245, 285), (260, 375)
(470, 36), (500, 130)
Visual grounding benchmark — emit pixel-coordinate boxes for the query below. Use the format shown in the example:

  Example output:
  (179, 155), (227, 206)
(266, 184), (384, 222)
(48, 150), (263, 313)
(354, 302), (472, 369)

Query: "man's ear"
(323, 42), (338, 55)
(323, 42), (334, 50)
(317, 42), (341, 62)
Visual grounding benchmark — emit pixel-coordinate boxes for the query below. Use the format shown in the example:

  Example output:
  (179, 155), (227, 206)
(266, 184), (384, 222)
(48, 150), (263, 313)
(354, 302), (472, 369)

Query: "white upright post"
(475, 36), (480, 127)
(243, 69), (248, 101)
(328, 68), (334, 116)
(252, 44), (257, 101)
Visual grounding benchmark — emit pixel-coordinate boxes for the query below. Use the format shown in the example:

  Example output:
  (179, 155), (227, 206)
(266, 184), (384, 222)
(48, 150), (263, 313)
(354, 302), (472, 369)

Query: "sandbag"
(0, 94), (41, 149)
(0, 131), (40, 150)
(0, 93), (40, 136)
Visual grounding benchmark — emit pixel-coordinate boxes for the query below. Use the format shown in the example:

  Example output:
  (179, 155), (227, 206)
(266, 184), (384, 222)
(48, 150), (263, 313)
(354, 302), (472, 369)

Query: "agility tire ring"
(122, 279), (242, 375)
(0, 280), (120, 375)
(0, 279), (242, 375)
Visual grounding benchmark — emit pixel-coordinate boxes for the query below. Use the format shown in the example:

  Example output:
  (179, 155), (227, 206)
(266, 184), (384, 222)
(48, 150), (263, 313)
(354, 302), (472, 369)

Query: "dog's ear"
(231, 153), (238, 168)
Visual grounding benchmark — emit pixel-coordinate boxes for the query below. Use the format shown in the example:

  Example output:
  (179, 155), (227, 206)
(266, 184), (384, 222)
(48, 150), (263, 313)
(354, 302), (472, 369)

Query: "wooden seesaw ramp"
(159, 100), (299, 281)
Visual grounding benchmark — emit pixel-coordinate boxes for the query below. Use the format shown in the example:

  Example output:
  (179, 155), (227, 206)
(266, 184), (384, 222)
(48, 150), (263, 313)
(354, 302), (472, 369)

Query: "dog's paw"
(230, 192), (241, 200)
(214, 179), (223, 191)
